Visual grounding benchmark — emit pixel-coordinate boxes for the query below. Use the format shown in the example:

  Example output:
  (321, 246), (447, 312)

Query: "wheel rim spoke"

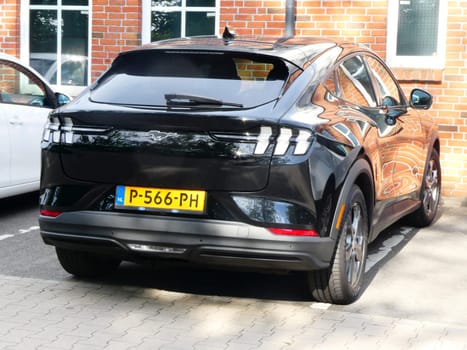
(423, 159), (440, 215)
(344, 204), (365, 287)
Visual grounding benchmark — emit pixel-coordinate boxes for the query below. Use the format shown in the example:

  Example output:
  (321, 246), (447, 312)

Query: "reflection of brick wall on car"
(336, 67), (369, 106)
(235, 60), (272, 80)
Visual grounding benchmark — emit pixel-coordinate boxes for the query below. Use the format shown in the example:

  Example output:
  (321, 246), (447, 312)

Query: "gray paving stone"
(1, 274), (467, 350)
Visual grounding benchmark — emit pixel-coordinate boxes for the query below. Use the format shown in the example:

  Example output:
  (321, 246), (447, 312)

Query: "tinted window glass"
(30, 7), (88, 87)
(366, 56), (402, 106)
(187, 0), (215, 6)
(336, 56), (376, 107)
(91, 51), (289, 109)
(0, 61), (47, 107)
(186, 12), (215, 36)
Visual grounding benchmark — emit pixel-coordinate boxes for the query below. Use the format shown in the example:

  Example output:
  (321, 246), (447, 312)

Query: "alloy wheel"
(422, 158), (440, 217)
(343, 203), (367, 289)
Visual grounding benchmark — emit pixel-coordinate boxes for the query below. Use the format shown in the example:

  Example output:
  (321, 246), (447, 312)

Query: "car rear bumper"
(39, 211), (335, 271)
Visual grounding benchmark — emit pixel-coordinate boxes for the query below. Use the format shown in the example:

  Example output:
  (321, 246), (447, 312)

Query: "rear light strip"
(42, 117), (108, 144)
(43, 118), (313, 156)
(213, 126), (313, 156)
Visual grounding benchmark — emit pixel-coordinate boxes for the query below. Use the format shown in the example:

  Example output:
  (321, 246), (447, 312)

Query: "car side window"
(0, 60), (48, 107)
(335, 55), (377, 108)
(366, 56), (402, 107)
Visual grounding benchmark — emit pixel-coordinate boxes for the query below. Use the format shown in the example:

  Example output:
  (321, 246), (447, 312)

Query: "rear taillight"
(40, 210), (62, 217)
(42, 117), (61, 143)
(212, 126), (313, 156)
(42, 116), (108, 144)
(268, 228), (319, 237)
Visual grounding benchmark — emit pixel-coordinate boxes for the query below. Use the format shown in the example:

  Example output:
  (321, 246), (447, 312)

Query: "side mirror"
(410, 89), (432, 110)
(55, 92), (72, 107)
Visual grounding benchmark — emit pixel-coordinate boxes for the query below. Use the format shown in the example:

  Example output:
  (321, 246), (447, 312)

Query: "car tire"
(408, 149), (441, 227)
(56, 247), (121, 278)
(308, 185), (369, 304)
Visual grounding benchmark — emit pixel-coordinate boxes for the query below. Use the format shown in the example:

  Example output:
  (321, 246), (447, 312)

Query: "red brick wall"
(220, 0), (467, 198)
(0, 0), (20, 57)
(91, 0), (142, 82)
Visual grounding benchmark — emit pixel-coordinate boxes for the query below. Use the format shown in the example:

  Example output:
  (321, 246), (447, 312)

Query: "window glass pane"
(152, 0), (182, 7)
(30, 0), (57, 4)
(397, 0), (439, 56)
(30, 10), (58, 84)
(187, 0), (215, 7)
(338, 56), (376, 107)
(0, 63), (45, 106)
(61, 10), (88, 86)
(366, 57), (401, 106)
(30, 10), (57, 54)
(62, 0), (89, 5)
(186, 12), (215, 36)
(0, 63), (20, 95)
(92, 51), (287, 108)
(151, 12), (181, 41)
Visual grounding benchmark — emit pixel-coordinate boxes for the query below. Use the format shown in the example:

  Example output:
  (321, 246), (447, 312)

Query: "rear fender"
(329, 158), (374, 241)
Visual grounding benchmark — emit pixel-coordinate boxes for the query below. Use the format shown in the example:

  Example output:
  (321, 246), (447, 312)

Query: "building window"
(142, 0), (219, 44)
(386, 0), (447, 69)
(21, 0), (90, 94)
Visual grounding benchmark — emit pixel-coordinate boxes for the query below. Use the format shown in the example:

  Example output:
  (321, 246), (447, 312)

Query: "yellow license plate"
(115, 185), (206, 213)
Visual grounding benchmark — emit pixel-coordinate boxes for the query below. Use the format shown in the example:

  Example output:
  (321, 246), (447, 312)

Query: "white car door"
(0, 59), (52, 193)
(0, 102), (10, 188)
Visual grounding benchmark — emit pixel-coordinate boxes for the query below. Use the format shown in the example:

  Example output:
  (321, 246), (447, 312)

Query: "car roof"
(128, 36), (343, 69)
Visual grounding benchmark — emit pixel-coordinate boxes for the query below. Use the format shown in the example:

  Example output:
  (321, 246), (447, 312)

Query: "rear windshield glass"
(90, 50), (292, 109)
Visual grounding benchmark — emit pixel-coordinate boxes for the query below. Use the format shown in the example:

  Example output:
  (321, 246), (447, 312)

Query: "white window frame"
(141, 0), (220, 44)
(386, 0), (447, 69)
(20, 0), (92, 95)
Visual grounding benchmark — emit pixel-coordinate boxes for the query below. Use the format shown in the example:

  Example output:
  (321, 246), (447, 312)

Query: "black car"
(39, 32), (441, 304)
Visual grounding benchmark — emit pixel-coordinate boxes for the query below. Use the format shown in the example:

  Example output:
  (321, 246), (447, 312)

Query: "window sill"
(391, 68), (443, 83)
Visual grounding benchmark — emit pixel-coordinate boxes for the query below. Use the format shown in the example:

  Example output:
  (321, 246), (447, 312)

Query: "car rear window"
(90, 50), (292, 109)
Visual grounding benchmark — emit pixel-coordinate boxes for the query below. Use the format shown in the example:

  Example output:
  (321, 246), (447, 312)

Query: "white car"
(0, 53), (70, 199)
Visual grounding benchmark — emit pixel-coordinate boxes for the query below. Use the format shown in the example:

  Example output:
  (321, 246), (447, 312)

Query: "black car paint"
(39, 37), (438, 278)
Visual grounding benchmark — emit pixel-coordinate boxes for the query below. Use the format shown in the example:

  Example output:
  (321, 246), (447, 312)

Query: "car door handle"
(9, 116), (23, 125)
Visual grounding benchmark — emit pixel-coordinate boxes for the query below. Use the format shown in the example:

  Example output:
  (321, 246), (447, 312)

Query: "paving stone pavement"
(0, 274), (466, 350)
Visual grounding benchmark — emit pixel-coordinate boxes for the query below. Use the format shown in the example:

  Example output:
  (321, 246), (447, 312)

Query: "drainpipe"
(285, 0), (296, 38)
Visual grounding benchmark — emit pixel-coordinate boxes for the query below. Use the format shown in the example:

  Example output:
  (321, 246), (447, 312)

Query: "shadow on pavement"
(0, 191), (39, 218)
(76, 210), (446, 303)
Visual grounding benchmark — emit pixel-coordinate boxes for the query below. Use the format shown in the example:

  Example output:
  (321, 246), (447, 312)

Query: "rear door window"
(335, 55), (377, 108)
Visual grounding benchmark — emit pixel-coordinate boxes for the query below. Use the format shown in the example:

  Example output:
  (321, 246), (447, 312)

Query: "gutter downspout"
(285, 0), (296, 38)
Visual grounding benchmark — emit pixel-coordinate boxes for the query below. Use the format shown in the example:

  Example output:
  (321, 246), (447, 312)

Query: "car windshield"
(90, 50), (292, 109)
